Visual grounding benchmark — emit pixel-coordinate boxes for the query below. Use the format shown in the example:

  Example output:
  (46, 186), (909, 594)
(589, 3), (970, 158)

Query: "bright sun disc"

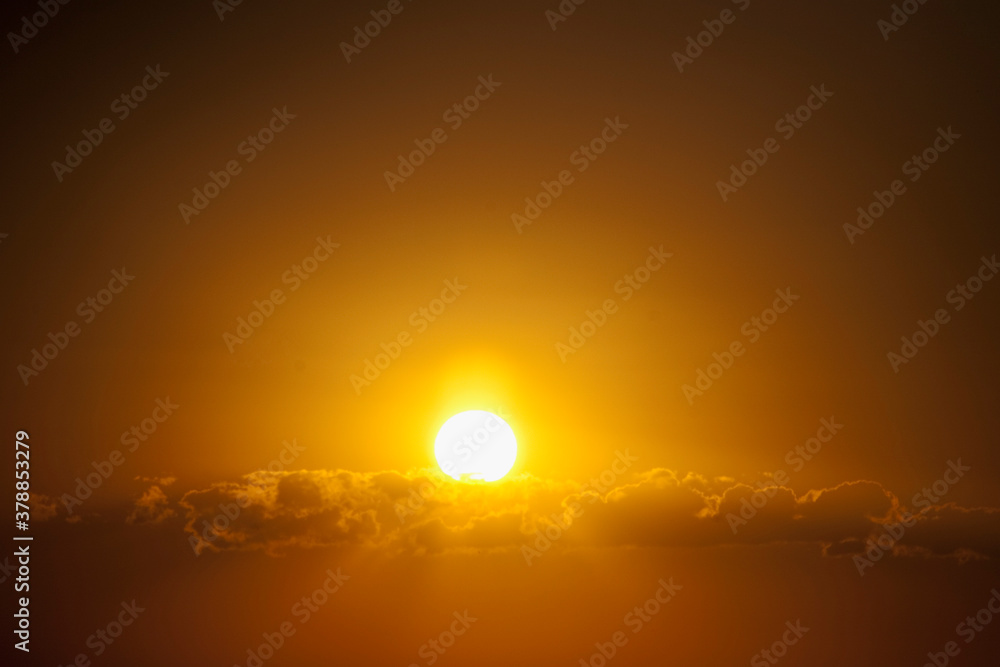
(434, 410), (517, 482)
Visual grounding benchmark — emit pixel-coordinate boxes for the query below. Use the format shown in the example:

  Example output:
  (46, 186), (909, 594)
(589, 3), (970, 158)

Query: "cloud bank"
(130, 459), (1000, 563)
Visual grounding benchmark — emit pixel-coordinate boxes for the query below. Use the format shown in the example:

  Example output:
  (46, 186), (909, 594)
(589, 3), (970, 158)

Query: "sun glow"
(434, 410), (517, 482)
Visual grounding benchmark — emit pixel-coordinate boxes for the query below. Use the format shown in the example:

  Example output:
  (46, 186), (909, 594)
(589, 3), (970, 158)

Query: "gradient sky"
(2, 0), (1000, 665)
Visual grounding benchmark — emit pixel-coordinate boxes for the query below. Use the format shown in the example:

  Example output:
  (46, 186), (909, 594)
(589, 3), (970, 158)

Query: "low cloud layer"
(38, 460), (999, 563)
(132, 462), (1000, 562)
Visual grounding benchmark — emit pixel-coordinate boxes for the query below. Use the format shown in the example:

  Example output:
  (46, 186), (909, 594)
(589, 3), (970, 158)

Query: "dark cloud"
(126, 485), (176, 525)
(43, 466), (1000, 561)
(899, 503), (1000, 559)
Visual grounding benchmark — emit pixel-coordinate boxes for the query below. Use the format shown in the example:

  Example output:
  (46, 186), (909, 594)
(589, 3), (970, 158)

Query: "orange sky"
(2, 0), (1000, 665)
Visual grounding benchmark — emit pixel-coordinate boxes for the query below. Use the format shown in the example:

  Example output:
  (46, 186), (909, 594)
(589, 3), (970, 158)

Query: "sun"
(434, 410), (517, 482)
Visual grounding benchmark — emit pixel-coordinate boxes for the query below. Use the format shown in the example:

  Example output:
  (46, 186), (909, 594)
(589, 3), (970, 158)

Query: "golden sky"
(2, 0), (1000, 665)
